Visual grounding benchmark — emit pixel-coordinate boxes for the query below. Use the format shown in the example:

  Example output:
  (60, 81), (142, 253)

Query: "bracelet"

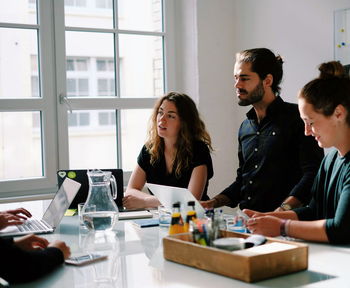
(280, 219), (291, 237)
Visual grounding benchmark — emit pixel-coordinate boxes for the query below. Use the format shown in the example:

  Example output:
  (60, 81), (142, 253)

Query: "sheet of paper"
(234, 242), (297, 256)
(119, 210), (153, 220)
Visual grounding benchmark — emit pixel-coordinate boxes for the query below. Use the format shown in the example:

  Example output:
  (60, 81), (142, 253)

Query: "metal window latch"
(59, 93), (73, 113)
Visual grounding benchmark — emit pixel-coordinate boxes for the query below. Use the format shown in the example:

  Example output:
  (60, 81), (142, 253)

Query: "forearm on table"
(212, 194), (232, 208)
(265, 210), (299, 220)
(282, 196), (302, 207)
(274, 196), (303, 212)
(287, 219), (328, 242)
(143, 196), (161, 208)
(125, 188), (145, 196)
(125, 188), (160, 208)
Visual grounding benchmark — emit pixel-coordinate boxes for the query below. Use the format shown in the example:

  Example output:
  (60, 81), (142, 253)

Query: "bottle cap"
(172, 202), (180, 208)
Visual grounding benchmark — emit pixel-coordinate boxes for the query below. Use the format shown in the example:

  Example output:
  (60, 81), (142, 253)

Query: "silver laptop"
(0, 177), (81, 237)
(146, 183), (206, 218)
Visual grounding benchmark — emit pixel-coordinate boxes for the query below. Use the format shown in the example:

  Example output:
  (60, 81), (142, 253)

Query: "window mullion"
(53, 0), (70, 170)
(63, 98), (156, 110)
(114, 0), (122, 168)
(38, 0), (60, 187)
(163, 0), (175, 92)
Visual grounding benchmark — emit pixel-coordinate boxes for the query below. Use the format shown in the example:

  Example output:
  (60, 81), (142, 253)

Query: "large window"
(0, 0), (173, 198)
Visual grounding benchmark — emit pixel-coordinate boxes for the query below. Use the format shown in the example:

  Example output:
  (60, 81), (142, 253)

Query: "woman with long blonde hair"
(123, 92), (213, 209)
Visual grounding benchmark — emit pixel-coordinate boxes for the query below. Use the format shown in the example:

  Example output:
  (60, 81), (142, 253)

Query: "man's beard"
(237, 81), (264, 106)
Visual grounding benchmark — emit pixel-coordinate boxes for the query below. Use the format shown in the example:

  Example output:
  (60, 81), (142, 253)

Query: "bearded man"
(202, 48), (324, 212)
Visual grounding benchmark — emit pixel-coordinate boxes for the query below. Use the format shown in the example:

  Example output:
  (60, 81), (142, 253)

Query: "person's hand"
(0, 208), (32, 230)
(0, 213), (24, 230)
(246, 215), (283, 237)
(200, 199), (215, 209)
(48, 240), (71, 259)
(122, 194), (148, 209)
(14, 234), (49, 251)
(242, 209), (264, 218)
(5, 208), (32, 219)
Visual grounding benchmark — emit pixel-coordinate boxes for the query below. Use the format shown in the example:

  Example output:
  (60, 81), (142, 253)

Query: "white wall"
(174, 0), (350, 200)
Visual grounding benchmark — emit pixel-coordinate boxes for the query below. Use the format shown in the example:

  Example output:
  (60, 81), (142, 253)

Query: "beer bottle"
(168, 202), (184, 235)
(184, 201), (197, 232)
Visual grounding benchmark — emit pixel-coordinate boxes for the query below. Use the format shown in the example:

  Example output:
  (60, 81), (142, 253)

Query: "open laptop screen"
(0, 177), (81, 237)
(57, 169), (124, 209)
(43, 177), (81, 228)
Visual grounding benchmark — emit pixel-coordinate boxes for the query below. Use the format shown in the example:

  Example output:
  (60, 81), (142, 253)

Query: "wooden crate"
(163, 230), (308, 283)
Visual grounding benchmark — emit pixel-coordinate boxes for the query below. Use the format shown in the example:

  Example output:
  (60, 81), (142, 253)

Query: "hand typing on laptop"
(0, 178), (81, 238)
(0, 208), (32, 230)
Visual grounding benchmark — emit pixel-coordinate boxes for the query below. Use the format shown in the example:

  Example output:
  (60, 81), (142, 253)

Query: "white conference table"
(0, 203), (348, 288)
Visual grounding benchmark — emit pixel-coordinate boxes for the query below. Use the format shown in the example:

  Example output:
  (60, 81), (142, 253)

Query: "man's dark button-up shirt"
(221, 96), (324, 212)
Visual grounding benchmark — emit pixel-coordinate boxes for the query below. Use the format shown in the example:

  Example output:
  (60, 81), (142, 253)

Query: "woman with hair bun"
(123, 92), (213, 209)
(244, 61), (350, 244)
(318, 61), (348, 79)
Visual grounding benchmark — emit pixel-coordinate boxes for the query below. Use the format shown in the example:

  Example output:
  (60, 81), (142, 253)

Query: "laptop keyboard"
(17, 219), (49, 232)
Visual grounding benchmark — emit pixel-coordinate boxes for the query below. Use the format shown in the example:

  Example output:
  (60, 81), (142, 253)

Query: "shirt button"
(254, 148), (258, 152)
(248, 197), (251, 200)
(255, 165), (258, 168)
(272, 131), (276, 135)
(249, 180), (253, 184)
(257, 132), (260, 135)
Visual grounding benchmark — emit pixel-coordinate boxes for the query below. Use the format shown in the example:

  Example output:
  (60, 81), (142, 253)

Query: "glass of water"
(158, 205), (171, 227)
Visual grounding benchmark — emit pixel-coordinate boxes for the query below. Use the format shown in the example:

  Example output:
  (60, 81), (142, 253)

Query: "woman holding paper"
(123, 92), (213, 209)
(245, 61), (350, 244)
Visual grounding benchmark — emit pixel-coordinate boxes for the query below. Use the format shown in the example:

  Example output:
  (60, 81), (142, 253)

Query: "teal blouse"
(294, 149), (350, 244)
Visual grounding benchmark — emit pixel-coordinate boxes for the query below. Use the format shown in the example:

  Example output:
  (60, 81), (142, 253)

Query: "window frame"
(0, 1), (59, 199)
(0, 0), (176, 200)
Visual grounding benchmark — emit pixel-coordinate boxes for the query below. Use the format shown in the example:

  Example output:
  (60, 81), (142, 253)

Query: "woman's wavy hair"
(299, 61), (350, 126)
(145, 92), (212, 177)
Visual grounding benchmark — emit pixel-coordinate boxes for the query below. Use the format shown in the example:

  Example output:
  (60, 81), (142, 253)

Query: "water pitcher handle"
(110, 175), (117, 200)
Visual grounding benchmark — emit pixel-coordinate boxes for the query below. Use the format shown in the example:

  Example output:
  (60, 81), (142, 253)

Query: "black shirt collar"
(246, 96), (284, 121)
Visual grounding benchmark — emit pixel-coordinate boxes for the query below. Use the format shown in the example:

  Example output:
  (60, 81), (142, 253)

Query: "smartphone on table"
(65, 253), (108, 266)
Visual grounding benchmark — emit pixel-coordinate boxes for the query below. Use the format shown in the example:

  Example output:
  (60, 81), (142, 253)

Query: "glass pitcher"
(82, 169), (119, 231)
